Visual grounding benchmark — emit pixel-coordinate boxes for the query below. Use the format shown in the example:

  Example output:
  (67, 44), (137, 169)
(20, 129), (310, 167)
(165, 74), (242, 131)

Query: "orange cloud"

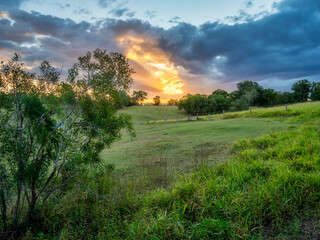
(118, 35), (184, 98)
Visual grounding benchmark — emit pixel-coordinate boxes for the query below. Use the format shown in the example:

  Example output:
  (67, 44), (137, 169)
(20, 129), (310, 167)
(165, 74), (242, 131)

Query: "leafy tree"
(208, 93), (230, 112)
(178, 94), (215, 114)
(291, 79), (311, 102)
(167, 99), (178, 106)
(212, 89), (228, 98)
(280, 92), (296, 104)
(115, 90), (131, 108)
(0, 50), (135, 234)
(310, 82), (320, 101)
(229, 90), (240, 101)
(236, 80), (264, 106)
(132, 90), (148, 105)
(237, 81), (262, 96)
(260, 88), (281, 106)
(153, 96), (161, 105)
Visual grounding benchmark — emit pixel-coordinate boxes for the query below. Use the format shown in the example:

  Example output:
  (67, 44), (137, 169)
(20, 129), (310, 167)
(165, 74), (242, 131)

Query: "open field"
(102, 106), (296, 172)
(101, 117), (297, 171)
(5, 102), (320, 239)
(54, 101), (319, 239)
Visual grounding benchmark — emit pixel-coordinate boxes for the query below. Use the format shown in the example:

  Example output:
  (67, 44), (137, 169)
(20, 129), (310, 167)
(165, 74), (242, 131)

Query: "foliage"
(310, 82), (320, 101)
(291, 79), (311, 102)
(30, 102), (320, 239)
(115, 90), (131, 108)
(167, 99), (178, 106)
(132, 90), (148, 105)
(153, 95), (161, 105)
(126, 119), (320, 239)
(178, 79), (318, 114)
(0, 50), (135, 236)
(178, 94), (214, 114)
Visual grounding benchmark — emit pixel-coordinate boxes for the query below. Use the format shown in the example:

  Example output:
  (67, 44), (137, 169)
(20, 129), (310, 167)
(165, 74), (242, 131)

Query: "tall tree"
(0, 49), (135, 234)
(132, 90), (148, 105)
(291, 79), (311, 102)
(167, 99), (178, 106)
(153, 96), (161, 105)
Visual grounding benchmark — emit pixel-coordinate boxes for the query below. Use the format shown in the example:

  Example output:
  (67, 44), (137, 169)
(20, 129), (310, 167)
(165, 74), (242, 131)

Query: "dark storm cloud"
(0, 0), (319, 89)
(159, 0), (320, 82)
(0, 8), (119, 69)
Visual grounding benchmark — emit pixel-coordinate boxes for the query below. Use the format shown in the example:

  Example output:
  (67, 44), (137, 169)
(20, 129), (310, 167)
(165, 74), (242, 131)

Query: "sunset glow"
(118, 35), (184, 97)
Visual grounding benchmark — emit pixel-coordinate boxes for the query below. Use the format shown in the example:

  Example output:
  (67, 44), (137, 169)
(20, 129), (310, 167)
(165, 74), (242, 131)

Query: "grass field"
(38, 102), (320, 239)
(100, 104), (303, 185)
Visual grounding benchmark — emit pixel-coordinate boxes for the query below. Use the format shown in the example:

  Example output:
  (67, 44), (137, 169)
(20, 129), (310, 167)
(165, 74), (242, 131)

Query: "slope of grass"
(28, 102), (320, 239)
(212, 101), (320, 121)
(121, 117), (320, 239)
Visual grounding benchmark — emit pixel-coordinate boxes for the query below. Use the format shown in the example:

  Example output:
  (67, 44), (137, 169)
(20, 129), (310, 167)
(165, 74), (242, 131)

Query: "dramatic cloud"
(0, 0), (319, 97)
(159, 0), (320, 84)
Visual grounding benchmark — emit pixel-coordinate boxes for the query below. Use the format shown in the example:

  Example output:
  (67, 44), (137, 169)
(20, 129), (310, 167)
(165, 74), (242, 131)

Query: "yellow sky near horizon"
(118, 35), (185, 102)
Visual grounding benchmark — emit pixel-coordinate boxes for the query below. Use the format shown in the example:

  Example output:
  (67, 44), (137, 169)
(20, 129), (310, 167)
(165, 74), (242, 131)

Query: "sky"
(0, 0), (320, 101)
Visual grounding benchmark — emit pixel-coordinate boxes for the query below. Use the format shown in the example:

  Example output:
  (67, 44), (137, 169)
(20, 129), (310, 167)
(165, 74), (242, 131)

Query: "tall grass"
(10, 102), (320, 239)
(125, 120), (320, 239)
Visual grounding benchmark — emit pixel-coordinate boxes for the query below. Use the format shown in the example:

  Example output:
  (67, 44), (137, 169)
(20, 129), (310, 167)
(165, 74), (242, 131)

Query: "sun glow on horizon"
(118, 35), (184, 95)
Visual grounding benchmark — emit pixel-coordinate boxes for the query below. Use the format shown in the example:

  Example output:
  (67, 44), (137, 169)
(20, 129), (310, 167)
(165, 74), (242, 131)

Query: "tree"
(291, 79), (311, 102)
(208, 93), (230, 112)
(280, 92), (296, 104)
(310, 82), (320, 101)
(261, 88), (281, 106)
(153, 96), (161, 105)
(237, 81), (262, 96)
(115, 90), (131, 108)
(132, 90), (148, 105)
(167, 99), (178, 106)
(212, 89), (228, 98)
(236, 80), (263, 106)
(0, 50), (135, 234)
(178, 94), (214, 114)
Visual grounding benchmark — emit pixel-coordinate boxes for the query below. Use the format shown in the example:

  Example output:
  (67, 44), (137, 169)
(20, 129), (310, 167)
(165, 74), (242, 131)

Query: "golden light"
(0, 11), (9, 19)
(118, 35), (184, 96)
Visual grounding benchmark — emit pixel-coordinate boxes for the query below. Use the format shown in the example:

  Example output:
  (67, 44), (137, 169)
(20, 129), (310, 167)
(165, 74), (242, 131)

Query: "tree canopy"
(132, 90), (148, 105)
(0, 49), (135, 233)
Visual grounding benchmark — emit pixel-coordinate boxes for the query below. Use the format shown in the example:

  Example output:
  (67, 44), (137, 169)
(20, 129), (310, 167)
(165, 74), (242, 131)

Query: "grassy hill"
(43, 102), (320, 239)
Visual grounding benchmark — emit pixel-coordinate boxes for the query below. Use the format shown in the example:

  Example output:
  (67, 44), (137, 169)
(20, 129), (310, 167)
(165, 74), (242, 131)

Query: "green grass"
(102, 118), (297, 171)
(125, 119), (320, 239)
(27, 102), (320, 239)
(102, 103), (302, 174)
(118, 105), (188, 124)
(211, 101), (320, 121)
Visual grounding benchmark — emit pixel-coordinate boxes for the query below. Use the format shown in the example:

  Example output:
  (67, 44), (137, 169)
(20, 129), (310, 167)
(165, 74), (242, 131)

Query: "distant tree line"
(117, 79), (320, 112)
(178, 79), (320, 114)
